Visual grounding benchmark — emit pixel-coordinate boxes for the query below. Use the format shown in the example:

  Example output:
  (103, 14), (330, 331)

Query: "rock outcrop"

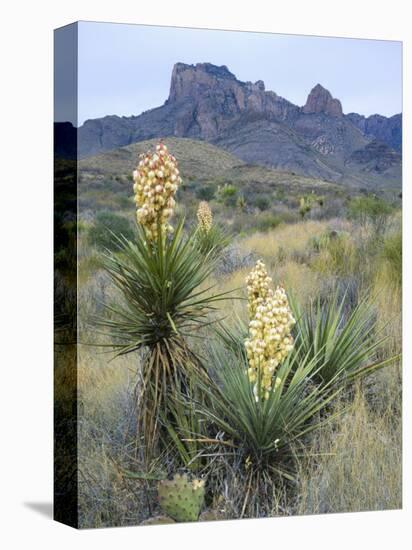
(347, 139), (401, 172)
(302, 84), (343, 117)
(165, 62), (299, 140)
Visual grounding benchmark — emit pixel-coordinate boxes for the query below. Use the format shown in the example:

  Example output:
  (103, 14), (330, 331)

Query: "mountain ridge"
(57, 61), (401, 187)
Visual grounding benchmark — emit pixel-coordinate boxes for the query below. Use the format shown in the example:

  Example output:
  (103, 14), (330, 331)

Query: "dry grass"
(74, 214), (402, 526)
(239, 220), (328, 265)
(297, 387), (401, 515)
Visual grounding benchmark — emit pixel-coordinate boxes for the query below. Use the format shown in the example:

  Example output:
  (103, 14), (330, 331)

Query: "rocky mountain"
(302, 83), (343, 117)
(346, 112), (402, 153)
(347, 140), (401, 173)
(62, 62), (401, 187)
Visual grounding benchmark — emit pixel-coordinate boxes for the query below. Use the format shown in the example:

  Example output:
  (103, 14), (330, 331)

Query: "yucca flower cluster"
(132, 142), (182, 240)
(245, 260), (296, 400)
(197, 201), (213, 234)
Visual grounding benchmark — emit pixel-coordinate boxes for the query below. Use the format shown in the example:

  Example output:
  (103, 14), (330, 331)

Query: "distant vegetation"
(78, 137), (401, 239)
(87, 211), (134, 251)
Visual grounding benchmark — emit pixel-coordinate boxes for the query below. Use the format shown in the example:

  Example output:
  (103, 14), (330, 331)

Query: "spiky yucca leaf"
(97, 218), (233, 456)
(195, 341), (341, 481)
(291, 293), (399, 384)
(99, 219), (230, 352)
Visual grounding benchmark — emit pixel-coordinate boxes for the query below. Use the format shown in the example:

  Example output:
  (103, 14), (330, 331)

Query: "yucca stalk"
(98, 218), (232, 458)
(291, 292), (400, 385)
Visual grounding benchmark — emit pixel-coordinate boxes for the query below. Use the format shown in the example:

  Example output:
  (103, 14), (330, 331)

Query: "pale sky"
(57, 21), (402, 126)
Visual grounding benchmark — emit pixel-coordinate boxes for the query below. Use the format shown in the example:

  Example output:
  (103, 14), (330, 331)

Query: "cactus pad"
(158, 473), (205, 522)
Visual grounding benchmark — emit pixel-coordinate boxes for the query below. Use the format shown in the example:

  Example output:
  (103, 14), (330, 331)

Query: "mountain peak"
(168, 62), (237, 103)
(302, 84), (343, 117)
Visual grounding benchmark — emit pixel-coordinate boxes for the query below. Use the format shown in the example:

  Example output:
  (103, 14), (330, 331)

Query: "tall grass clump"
(297, 389), (401, 514)
(381, 230), (402, 287)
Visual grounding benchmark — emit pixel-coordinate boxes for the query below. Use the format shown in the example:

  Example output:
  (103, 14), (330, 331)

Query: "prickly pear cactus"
(158, 473), (205, 522)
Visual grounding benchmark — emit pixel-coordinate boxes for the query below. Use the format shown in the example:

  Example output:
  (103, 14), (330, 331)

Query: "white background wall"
(0, 1), (410, 548)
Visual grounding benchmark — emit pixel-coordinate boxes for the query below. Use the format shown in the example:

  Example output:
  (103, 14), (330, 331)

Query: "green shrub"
(195, 223), (231, 258)
(219, 184), (238, 206)
(88, 211), (134, 251)
(196, 184), (215, 201)
(254, 195), (271, 211)
(310, 231), (357, 276)
(255, 212), (282, 232)
(348, 196), (394, 233)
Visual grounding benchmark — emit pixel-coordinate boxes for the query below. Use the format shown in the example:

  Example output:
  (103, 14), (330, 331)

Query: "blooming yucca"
(133, 142), (182, 240)
(245, 260), (295, 400)
(197, 201), (213, 234)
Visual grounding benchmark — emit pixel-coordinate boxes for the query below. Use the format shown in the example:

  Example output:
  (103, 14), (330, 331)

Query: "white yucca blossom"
(197, 201), (213, 233)
(132, 142), (182, 240)
(245, 260), (296, 400)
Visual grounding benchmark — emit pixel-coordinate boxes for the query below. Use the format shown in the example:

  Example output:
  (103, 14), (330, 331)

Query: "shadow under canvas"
(24, 502), (53, 519)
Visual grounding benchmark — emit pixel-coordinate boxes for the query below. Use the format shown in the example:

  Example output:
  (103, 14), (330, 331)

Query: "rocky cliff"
(302, 84), (343, 117)
(72, 62), (401, 186)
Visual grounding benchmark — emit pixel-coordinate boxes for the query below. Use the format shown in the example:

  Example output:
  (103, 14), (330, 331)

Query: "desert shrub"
(195, 184), (216, 201)
(218, 183), (238, 206)
(348, 195), (394, 234)
(194, 201), (231, 257)
(311, 231), (358, 276)
(237, 194), (247, 211)
(193, 261), (344, 517)
(195, 338), (341, 518)
(99, 219), (231, 457)
(195, 222), (231, 258)
(254, 194), (271, 211)
(88, 211), (134, 251)
(98, 143), (232, 459)
(255, 212), (282, 232)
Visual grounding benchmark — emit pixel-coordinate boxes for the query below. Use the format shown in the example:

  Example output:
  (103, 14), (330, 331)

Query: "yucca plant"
(97, 142), (233, 459)
(195, 223), (231, 258)
(191, 340), (342, 517)
(291, 292), (400, 385)
(160, 383), (206, 472)
(98, 219), (231, 458)
(194, 201), (230, 257)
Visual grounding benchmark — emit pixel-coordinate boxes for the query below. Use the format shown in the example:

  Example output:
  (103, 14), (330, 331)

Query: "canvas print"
(54, 22), (402, 529)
